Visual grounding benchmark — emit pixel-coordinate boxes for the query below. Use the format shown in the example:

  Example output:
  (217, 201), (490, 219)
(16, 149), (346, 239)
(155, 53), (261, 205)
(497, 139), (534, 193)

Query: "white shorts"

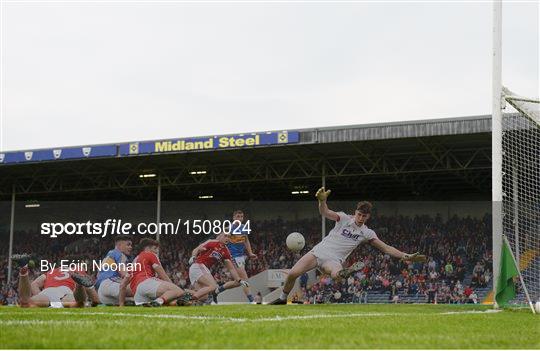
(36, 286), (73, 303)
(98, 278), (121, 305)
(310, 244), (343, 268)
(189, 263), (211, 285)
(134, 278), (161, 305)
(233, 255), (246, 268)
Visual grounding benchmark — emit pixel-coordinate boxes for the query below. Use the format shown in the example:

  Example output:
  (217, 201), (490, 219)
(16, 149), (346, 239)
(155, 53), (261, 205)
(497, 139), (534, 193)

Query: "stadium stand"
(0, 116), (496, 305)
(0, 212), (492, 305)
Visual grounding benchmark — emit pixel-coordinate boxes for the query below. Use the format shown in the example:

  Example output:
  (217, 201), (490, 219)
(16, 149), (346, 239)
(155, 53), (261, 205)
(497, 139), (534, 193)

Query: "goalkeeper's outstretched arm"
(370, 238), (426, 262)
(316, 187), (339, 221)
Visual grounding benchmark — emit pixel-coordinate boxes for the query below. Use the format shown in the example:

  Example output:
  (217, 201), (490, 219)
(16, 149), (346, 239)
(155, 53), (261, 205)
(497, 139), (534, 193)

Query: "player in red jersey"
(13, 255), (97, 308)
(126, 238), (188, 307)
(187, 232), (249, 302)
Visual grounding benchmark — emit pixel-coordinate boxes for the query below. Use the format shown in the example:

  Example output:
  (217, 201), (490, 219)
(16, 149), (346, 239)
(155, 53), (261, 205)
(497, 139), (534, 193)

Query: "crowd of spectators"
(0, 212), (492, 305)
(289, 214), (492, 304)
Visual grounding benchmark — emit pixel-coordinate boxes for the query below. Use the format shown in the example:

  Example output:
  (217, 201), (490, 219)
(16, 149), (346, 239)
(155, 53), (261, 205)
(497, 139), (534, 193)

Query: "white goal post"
(492, 0), (539, 311)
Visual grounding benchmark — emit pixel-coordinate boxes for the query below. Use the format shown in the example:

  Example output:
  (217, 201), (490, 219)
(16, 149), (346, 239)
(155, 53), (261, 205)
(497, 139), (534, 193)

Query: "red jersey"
(195, 240), (232, 269)
(43, 268), (76, 291)
(130, 251), (161, 292)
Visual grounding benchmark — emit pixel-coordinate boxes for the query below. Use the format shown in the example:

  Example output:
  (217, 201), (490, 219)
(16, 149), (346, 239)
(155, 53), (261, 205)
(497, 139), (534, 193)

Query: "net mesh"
(501, 88), (540, 305)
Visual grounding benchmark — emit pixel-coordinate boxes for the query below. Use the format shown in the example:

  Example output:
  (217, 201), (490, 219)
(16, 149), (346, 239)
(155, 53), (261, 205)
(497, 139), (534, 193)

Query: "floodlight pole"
(321, 163), (326, 239)
(156, 174), (161, 242)
(492, 0), (503, 309)
(7, 184), (15, 287)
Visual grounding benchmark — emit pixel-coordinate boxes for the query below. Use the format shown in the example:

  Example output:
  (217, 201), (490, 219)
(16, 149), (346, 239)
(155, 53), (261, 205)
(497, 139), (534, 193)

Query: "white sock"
(155, 298), (164, 305)
(280, 291), (288, 300)
(49, 301), (63, 308)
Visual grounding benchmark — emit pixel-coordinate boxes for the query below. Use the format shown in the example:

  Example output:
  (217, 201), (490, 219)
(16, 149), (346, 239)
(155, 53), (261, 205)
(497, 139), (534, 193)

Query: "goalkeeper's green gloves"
(315, 187), (331, 202)
(401, 252), (427, 262)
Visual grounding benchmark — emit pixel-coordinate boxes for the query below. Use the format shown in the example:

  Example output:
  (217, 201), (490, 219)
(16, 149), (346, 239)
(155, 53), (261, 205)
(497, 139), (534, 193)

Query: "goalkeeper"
(271, 187), (426, 304)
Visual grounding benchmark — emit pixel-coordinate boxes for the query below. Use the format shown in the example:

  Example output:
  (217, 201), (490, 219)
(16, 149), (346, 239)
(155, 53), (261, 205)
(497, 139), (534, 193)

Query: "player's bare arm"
(153, 264), (172, 283)
(224, 259), (249, 287)
(316, 187), (339, 221)
(224, 259), (242, 281)
(191, 241), (211, 257)
(31, 274), (45, 295)
(369, 238), (408, 259)
(369, 238), (427, 262)
(244, 236), (257, 258)
(118, 273), (132, 307)
(189, 241), (210, 265)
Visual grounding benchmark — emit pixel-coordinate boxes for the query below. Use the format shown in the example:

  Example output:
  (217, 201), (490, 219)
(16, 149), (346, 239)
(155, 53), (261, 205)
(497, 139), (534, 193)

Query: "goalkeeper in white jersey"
(271, 187), (426, 304)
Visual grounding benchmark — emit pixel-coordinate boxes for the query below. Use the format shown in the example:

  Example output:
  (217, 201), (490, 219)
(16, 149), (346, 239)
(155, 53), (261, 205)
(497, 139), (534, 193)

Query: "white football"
(535, 301), (540, 314)
(286, 232), (305, 252)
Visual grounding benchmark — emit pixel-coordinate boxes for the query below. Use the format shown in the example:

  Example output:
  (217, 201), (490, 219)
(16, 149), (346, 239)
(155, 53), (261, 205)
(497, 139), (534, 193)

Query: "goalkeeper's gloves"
(401, 252), (427, 263)
(188, 256), (196, 265)
(239, 280), (250, 288)
(315, 187), (331, 202)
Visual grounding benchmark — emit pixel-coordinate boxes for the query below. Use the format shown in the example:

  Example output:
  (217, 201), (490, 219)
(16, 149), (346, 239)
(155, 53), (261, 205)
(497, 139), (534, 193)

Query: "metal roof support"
(7, 184), (15, 287)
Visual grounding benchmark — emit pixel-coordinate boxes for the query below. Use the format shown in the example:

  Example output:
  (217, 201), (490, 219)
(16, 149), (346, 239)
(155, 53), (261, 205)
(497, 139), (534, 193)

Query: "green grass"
(0, 304), (538, 349)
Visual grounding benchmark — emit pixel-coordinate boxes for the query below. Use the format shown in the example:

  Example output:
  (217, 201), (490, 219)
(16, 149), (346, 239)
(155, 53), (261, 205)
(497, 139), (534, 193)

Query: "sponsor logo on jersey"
(341, 228), (362, 241)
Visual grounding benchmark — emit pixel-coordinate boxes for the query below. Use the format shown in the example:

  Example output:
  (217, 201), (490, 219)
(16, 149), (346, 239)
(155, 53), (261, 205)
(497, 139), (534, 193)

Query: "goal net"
(501, 86), (540, 306)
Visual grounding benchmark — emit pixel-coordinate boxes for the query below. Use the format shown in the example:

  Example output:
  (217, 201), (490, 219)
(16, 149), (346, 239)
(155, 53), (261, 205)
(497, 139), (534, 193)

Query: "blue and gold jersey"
(226, 223), (250, 258)
(95, 249), (127, 288)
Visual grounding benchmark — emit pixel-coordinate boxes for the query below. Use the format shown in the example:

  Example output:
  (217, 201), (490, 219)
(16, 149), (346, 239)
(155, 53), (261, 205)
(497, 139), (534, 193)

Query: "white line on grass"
(1, 320), (95, 326)
(1, 309), (500, 324)
(441, 309), (502, 315)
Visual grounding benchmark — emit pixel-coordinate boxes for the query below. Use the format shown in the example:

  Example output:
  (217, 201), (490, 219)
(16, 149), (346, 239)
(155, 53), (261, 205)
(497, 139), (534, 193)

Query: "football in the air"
(286, 232), (305, 252)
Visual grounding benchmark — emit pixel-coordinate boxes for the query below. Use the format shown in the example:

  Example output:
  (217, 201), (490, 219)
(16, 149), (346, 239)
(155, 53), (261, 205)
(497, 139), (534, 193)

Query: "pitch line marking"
(1, 320), (106, 326)
(440, 309), (501, 315)
(1, 309), (500, 324)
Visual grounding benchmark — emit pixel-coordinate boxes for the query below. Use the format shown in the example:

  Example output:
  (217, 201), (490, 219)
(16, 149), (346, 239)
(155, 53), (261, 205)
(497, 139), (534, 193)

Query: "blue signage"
(118, 131), (299, 156)
(0, 131), (300, 165)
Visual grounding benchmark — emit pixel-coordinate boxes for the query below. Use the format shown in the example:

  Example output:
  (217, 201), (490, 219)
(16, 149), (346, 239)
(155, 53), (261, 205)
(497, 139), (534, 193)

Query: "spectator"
(444, 261), (454, 278)
(427, 283), (437, 304)
(300, 272), (308, 289)
(468, 291), (478, 304)
(333, 290), (342, 303)
(0, 212), (493, 305)
(464, 286), (473, 299)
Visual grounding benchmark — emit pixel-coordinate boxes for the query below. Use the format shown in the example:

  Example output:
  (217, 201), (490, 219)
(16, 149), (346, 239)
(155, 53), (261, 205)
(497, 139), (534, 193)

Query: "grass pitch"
(0, 304), (538, 349)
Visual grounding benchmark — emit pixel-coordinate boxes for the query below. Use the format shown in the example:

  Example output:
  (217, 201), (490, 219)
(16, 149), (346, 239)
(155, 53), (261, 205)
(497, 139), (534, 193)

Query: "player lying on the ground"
(272, 187), (426, 304)
(125, 238), (189, 307)
(13, 255), (97, 308)
(95, 235), (134, 305)
(187, 232), (249, 303)
(219, 210), (257, 303)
